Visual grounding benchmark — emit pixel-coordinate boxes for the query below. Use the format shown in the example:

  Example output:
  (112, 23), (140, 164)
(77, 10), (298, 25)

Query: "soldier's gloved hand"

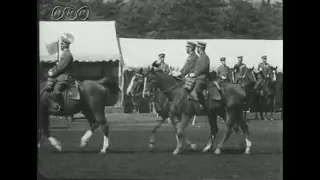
(189, 73), (195, 77)
(48, 69), (53, 76)
(221, 76), (227, 80)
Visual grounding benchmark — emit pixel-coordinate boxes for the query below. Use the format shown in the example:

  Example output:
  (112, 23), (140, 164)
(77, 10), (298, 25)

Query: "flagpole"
(57, 34), (60, 62)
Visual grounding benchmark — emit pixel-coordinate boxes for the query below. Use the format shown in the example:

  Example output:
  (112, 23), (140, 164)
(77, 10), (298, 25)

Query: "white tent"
(39, 21), (121, 62)
(119, 38), (283, 72)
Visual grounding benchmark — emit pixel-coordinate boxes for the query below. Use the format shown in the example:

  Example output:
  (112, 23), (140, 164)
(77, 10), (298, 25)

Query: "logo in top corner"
(51, 6), (90, 21)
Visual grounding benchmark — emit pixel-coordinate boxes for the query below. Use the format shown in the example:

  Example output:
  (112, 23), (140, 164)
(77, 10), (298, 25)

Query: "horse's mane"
(155, 71), (183, 84)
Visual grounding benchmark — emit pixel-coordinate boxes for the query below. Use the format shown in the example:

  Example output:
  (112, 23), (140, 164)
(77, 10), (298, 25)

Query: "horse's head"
(126, 68), (145, 97)
(240, 67), (257, 88)
(269, 66), (278, 82)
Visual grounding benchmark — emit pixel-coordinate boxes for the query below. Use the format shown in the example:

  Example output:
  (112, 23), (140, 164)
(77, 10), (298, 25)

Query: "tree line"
(40, 0), (282, 40)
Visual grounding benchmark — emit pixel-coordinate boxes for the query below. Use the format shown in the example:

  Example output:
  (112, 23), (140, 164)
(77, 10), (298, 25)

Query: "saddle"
(184, 77), (222, 102)
(46, 78), (81, 101)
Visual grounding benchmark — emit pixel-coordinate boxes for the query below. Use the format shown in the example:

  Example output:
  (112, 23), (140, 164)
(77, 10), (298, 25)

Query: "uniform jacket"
(258, 62), (271, 78)
(180, 52), (198, 76)
(191, 52), (210, 79)
(51, 49), (74, 81)
(158, 62), (170, 74)
(234, 63), (247, 77)
(217, 65), (230, 79)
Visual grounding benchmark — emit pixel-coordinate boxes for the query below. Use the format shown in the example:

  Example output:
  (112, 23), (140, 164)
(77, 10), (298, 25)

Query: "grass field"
(38, 114), (283, 180)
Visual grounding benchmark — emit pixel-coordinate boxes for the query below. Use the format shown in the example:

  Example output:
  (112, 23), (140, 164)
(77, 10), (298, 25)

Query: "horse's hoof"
(270, 118), (274, 121)
(173, 149), (180, 155)
(149, 144), (154, 151)
(214, 148), (221, 155)
(54, 145), (62, 152)
(38, 143), (40, 149)
(100, 150), (107, 154)
(80, 142), (87, 148)
(245, 148), (251, 155)
(190, 144), (197, 151)
(202, 148), (210, 153)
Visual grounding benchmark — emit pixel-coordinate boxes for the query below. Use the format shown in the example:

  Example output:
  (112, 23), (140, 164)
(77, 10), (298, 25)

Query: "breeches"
(194, 79), (205, 93)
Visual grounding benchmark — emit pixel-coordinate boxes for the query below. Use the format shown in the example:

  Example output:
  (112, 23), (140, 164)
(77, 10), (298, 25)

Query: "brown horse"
(127, 69), (197, 151)
(38, 77), (121, 154)
(238, 67), (259, 120)
(127, 65), (252, 155)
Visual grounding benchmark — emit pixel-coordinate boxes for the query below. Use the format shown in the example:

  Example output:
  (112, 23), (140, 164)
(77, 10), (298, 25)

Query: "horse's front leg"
(42, 113), (62, 151)
(173, 114), (190, 155)
(202, 112), (218, 152)
(270, 97), (276, 121)
(259, 99), (265, 120)
(149, 114), (166, 151)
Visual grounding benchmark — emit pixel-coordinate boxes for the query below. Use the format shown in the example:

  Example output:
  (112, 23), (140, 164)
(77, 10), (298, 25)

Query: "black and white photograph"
(38, 0), (283, 179)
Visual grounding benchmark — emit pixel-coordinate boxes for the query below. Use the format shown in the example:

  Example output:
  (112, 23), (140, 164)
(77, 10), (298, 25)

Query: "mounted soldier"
(255, 55), (271, 90)
(233, 56), (247, 84)
(180, 41), (198, 77)
(157, 53), (170, 74)
(187, 41), (211, 110)
(48, 33), (75, 112)
(216, 57), (230, 83)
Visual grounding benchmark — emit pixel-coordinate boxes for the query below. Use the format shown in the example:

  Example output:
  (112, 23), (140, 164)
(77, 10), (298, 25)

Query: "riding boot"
(213, 81), (221, 90)
(53, 91), (64, 111)
(197, 92), (207, 111)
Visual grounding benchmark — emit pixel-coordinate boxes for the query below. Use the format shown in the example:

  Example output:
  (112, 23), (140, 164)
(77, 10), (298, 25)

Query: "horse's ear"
(138, 68), (143, 74)
(251, 67), (254, 71)
(275, 66), (278, 70)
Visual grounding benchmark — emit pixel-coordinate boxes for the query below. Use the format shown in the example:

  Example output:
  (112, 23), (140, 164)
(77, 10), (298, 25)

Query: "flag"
(45, 41), (59, 55)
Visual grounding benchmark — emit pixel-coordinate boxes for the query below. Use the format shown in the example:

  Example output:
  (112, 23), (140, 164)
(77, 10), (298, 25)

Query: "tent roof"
(39, 21), (121, 62)
(119, 38), (283, 72)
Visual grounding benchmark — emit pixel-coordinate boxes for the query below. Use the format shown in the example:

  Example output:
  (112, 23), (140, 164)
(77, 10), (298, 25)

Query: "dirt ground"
(38, 114), (283, 180)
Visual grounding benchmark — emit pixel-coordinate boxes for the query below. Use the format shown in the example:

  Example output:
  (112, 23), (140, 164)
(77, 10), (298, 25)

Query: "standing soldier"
(255, 55), (271, 89)
(157, 53), (170, 74)
(216, 57), (230, 83)
(189, 41), (210, 110)
(48, 33), (75, 112)
(233, 56), (247, 84)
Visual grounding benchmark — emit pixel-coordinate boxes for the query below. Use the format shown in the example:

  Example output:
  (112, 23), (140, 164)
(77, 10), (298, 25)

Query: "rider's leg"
(195, 80), (207, 110)
(254, 78), (263, 90)
(53, 82), (66, 111)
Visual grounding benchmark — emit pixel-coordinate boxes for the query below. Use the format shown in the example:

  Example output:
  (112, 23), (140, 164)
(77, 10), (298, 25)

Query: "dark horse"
(239, 67), (278, 120)
(127, 65), (252, 155)
(38, 77), (121, 153)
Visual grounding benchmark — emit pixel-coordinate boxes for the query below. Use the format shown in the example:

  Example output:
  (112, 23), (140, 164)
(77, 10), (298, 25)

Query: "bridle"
(141, 69), (185, 98)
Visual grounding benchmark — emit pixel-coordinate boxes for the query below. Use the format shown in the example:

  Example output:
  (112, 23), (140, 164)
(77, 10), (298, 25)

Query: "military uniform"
(190, 42), (210, 109)
(158, 62), (170, 74)
(255, 56), (271, 89)
(233, 56), (247, 84)
(156, 53), (170, 74)
(216, 57), (230, 83)
(180, 42), (198, 76)
(49, 33), (74, 111)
